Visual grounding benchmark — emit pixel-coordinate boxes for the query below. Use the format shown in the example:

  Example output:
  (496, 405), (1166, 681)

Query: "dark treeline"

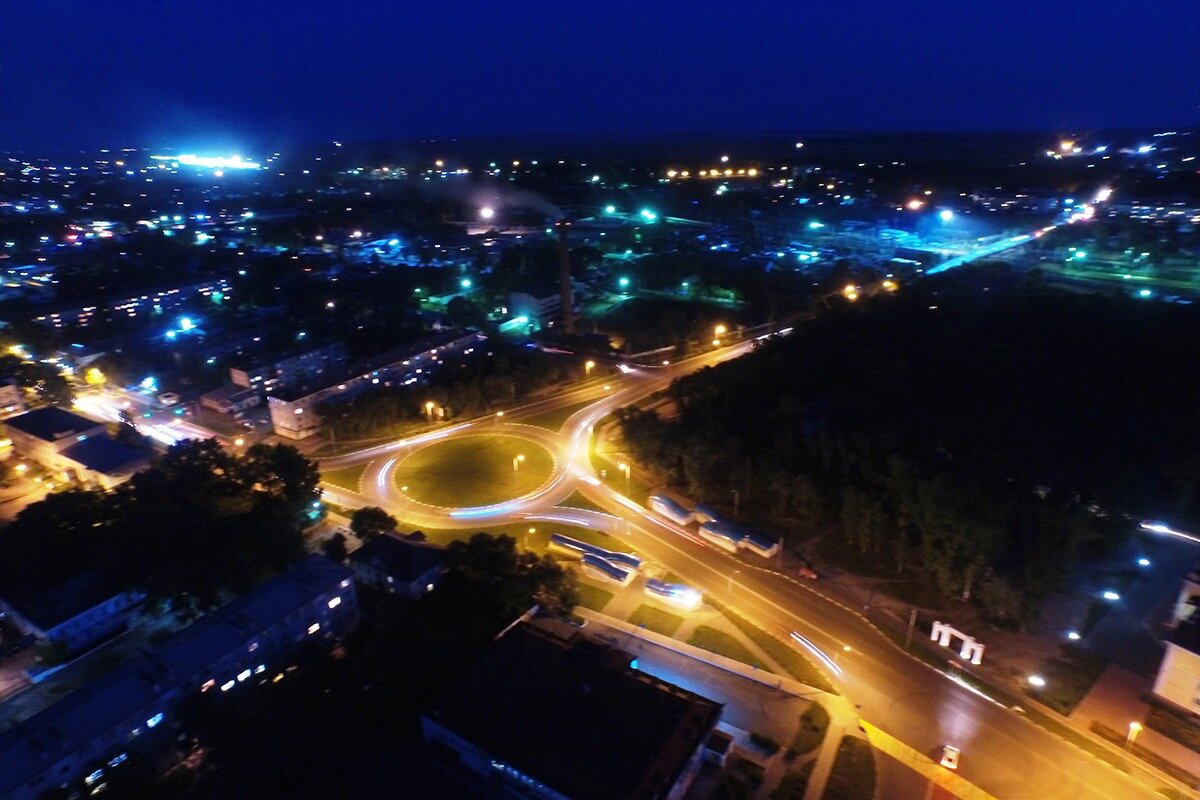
(619, 267), (1200, 623)
(0, 440), (319, 616)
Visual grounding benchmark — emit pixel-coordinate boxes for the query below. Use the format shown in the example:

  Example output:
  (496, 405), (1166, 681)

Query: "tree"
(322, 532), (349, 562)
(443, 533), (578, 620)
(350, 506), (398, 540)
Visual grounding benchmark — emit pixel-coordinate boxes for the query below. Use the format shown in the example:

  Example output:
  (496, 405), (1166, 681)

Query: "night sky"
(3, 0), (1198, 151)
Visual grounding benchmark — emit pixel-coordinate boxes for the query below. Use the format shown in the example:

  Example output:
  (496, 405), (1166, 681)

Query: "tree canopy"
(0, 439), (319, 615)
(619, 267), (1198, 621)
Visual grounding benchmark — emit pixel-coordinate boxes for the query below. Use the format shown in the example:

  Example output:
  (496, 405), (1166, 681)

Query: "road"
(318, 332), (1183, 800)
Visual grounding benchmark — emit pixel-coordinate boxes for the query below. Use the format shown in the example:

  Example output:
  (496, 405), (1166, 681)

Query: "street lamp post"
(1125, 721), (1142, 751)
(617, 461), (631, 493)
(835, 645), (852, 665)
(425, 401), (435, 422)
(585, 360), (595, 376)
(512, 454), (526, 472)
(728, 569), (741, 593)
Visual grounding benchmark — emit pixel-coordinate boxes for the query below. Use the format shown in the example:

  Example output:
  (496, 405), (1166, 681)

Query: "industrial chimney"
(554, 218), (575, 334)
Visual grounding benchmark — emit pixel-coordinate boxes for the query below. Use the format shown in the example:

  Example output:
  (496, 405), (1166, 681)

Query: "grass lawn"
(519, 399), (596, 431)
(1026, 647), (1109, 715)
(558, 490), (609, 514)
(320, 464), (367, 493)
(687, 625), (770, 671)
(790, 703), (831, 756)
(822, 737), (875, 800)
(627, 604), (685, 637)
(392, 434), (554, 508)
(712, 601), (836, 694)
(576, 582), (616, 612)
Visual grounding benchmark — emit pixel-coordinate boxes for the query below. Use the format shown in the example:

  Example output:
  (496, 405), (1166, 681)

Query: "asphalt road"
(318, 332), (1183, 800)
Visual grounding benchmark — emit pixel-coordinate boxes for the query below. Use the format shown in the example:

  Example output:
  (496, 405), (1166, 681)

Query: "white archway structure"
(930, 620), (985, 665)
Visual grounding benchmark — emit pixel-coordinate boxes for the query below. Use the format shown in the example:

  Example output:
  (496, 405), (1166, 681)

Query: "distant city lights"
(479, 206), (495, 220)
(151, 154), (261, 170)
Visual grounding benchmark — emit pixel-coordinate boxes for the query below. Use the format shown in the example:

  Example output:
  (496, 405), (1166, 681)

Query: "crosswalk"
(860, 721), (999, 800)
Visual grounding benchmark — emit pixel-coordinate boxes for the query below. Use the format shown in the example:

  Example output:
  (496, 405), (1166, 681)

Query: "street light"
(1125, 721), (1142, 750)
(835, 645), (852, 664)
(728, 569), (741, 592)
(1028, 674), (1046, 688)
(425, 401), (435, 420)
(585, 360), (595, 376)
(714, 324), (727, 338)
(234, 437), (244, 447)
(617, 461), (631, 492)
(513, 454), (526, 472)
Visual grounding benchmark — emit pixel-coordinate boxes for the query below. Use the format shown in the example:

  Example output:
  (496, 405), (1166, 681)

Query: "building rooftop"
(61, 436), (149, 476)
(425, 620), (722, 800)
(2, 571), (128, 632)
(0, 555), (353, 798)
(4, 407), (103, 443)
(349, 532), (445, 584)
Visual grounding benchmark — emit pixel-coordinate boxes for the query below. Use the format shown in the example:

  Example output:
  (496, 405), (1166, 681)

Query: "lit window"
(220, 680), (235, 692)
(146, 713), (163, 728)
(327, 596), (341, 609)
(200, 679), (215, 692)
(237, 669), (251, 682)
(307, 622), (320, 635)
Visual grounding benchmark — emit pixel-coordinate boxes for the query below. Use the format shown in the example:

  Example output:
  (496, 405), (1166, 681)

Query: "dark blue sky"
(3, 0), (1198, 151)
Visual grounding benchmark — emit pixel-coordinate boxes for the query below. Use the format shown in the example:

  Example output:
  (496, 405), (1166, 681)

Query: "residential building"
(31, 278), (232, 329)
(0, 555), (358, 800)
(349, 532), (445, 598)
(268, 330), (481, 439)
(422, 617), (721, 800)
(0, 572), (143, 655)
(4, 407), (149, 489)
(1153, 564), (1200, 713)
(229, 340), (347, 395)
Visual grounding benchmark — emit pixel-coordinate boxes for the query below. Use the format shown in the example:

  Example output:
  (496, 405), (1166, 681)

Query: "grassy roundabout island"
(393, 434), (555, 508)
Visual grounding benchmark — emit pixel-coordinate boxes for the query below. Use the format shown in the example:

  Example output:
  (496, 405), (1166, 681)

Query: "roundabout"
(390, 433), (555, 509)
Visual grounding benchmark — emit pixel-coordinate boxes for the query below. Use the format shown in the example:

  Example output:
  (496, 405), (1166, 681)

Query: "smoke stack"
(555, 218), (575, 334)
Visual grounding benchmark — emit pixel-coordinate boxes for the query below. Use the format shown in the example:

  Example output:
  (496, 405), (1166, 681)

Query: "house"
(0, 572), (143, 655)
(0, 555), (358, 800)
(1153, 563), (1200, 713)
(422, 617), (721, 800)
(199, 383), (262, 415)
(4, 407), (150, 489)
(349, 532), (446, 598)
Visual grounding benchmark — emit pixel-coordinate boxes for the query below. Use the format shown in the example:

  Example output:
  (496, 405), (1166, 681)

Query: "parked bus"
(549, 533), (642, 571)
(581, 554), (635, 586)
(649, 494), (694, 525)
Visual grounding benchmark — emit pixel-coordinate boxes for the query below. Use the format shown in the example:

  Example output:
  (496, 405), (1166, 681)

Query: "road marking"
(860, 721), (999, 800)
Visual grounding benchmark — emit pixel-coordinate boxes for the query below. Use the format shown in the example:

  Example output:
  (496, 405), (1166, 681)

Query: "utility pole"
(731, 489), (740, 517)
(905, 608), (917, 649)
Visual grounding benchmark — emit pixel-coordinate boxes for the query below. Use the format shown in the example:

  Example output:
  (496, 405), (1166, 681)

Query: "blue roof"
(61, 436), (148, 475)
(0, 556), (353, 797)
(4, 407), (102, 442)
(2, 571), (127, 631)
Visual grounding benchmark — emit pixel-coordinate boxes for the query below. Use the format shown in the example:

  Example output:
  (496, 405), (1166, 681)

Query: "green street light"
(618, 276), (630, 289)
(605, 205), (616, 214)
